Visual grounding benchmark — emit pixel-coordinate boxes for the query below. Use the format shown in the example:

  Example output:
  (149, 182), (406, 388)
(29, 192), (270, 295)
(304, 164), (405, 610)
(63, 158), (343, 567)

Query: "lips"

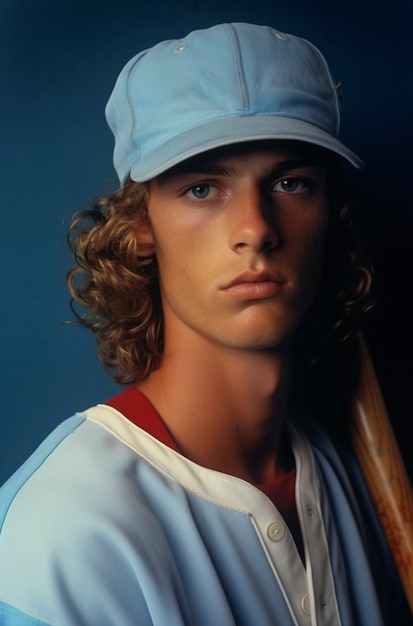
(224, 271), (285, 289)
(221, 271), (286, 300)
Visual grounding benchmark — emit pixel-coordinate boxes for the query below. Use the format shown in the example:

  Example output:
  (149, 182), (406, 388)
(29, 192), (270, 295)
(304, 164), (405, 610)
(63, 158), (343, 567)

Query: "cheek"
(293, 208), (328, 258)
(307, 222), (328, 264)
(153, 216), (218, 269)
(306, 228), (328, 282)
(152, 227), (207, 301)
(292, 211), (329, 297)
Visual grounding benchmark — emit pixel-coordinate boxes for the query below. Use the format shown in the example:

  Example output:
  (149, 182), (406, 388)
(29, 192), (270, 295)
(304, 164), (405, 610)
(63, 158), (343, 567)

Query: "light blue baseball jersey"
(0, 395), (406, 625)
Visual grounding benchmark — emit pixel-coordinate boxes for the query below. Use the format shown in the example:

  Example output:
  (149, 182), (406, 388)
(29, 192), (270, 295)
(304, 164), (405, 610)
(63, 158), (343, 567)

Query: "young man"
(0, 22), (409, 625)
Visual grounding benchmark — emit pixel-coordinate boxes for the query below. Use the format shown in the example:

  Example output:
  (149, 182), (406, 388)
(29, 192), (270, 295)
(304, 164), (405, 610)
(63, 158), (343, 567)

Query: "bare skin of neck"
(138, 324), (295, 484)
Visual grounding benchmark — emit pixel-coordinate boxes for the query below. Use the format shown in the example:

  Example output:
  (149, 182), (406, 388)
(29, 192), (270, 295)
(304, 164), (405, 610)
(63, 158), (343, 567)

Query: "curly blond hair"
(67, 179), (162, 384)
(67, 171), (374, 386)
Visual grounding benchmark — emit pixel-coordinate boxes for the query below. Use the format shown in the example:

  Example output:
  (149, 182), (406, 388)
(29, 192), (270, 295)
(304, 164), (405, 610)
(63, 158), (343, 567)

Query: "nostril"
(262, 239), (277, 252)
(233, 242), (250, 252)
(233, 236), (278, 254)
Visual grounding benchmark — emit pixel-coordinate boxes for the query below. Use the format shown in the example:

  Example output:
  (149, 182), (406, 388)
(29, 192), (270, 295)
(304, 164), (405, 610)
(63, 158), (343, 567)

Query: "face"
(146, 142), (330, 353)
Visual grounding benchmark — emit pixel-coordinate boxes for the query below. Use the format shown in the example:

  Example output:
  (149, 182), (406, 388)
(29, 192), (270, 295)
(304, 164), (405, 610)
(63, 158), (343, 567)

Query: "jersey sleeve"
(0, 416), (187, 626)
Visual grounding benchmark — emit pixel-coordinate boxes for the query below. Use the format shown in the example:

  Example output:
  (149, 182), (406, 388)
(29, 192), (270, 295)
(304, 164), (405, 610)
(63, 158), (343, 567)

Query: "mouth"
(222, 271), (286, 300)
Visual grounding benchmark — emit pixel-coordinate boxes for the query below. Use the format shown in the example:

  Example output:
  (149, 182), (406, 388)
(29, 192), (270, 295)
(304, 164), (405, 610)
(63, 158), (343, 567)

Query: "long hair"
(67, 169), (374, 392)
(67, 179), (163, 384)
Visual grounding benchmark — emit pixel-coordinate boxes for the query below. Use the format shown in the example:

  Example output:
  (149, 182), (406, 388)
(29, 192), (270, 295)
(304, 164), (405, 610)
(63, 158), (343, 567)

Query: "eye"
(185, 184), (213, 199)
(272, 177), (307, 193)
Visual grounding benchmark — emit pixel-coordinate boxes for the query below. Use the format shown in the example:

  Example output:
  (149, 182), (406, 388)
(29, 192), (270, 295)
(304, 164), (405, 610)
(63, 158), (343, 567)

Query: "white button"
(301, 593), (311, 615)
(267, 520), (286, 542)
(307, 506), (315, 518)
(275, 31), (288, 41)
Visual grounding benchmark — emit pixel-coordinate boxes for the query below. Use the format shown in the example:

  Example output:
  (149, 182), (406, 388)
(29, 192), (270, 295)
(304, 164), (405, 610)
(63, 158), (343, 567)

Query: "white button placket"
(253, 457), (313, 624)
(260, 510), (311, 625)
(291, 424), (342, 626)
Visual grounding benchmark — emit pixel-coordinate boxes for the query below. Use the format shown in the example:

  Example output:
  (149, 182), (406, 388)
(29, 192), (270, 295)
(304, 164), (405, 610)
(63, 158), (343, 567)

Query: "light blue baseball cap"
(106, 22), (363, 184)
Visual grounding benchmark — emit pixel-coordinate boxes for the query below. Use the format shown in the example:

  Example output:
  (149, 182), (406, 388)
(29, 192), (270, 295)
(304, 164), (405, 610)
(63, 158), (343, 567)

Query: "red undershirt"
(106, 387), (304, 559)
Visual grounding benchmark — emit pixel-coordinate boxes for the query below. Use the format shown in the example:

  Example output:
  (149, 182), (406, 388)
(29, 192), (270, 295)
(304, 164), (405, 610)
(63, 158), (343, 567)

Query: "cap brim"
(130, 115), (364, 182)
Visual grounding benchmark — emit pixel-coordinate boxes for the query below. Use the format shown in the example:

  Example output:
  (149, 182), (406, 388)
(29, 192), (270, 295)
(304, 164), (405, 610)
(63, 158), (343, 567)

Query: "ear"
(136, 222), (156, 258)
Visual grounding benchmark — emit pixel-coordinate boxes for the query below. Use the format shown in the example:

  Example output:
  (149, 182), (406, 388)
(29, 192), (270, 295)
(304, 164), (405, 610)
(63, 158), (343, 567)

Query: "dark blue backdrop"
(1, 0), (412, 483)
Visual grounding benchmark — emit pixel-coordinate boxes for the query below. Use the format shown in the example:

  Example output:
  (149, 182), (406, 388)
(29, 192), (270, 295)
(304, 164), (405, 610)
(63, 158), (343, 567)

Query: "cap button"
(174, 41), (188, 53)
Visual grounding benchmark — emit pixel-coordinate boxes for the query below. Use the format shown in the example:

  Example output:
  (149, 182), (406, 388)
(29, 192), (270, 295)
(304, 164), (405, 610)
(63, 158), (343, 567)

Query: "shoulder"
(0, 405), (177, 546)
(0, 407), (181, 625)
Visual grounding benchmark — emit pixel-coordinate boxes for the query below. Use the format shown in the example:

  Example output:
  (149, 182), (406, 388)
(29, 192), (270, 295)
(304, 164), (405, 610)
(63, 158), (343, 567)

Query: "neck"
(138, 327), (295, 483)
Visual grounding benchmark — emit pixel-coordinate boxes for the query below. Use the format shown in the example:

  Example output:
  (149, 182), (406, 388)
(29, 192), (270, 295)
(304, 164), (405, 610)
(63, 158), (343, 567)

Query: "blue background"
(1, 0), (412, 483)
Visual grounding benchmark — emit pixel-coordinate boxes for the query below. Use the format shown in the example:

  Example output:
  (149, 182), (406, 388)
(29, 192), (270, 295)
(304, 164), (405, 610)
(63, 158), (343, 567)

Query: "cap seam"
(127, 52), (146, 156)
(226, 24), (250, 112)
(305, 39), (341, 136)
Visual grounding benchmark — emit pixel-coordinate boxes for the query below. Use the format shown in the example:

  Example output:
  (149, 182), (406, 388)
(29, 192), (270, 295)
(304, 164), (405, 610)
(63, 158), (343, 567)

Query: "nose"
(228, 184), (279, 254)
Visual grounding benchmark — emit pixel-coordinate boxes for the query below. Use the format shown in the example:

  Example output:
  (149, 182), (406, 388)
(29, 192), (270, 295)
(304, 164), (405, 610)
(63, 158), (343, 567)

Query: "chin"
(226, 326), (297, 352)
(229, 312), (301, 350)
